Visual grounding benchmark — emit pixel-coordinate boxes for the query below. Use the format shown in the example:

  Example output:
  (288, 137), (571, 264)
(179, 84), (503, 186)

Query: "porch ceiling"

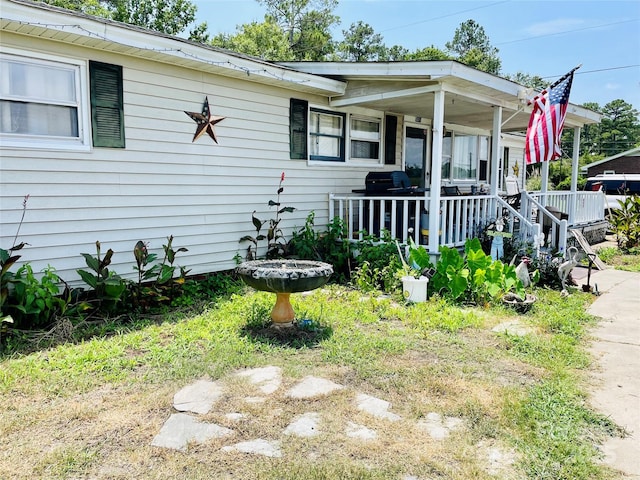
(280, 62), (601, 133)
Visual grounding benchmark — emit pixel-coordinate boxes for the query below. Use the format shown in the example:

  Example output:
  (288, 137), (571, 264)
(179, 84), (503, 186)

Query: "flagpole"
(547, 64), (582, 89)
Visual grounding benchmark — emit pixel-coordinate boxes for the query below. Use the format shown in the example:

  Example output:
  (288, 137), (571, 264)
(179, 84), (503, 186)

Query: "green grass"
(0, 283), (624, 479)
(597, 246), (640, 272)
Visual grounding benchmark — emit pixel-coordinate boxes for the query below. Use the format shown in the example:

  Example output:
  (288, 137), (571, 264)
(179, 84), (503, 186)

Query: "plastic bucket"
(401, 276), (428, 302)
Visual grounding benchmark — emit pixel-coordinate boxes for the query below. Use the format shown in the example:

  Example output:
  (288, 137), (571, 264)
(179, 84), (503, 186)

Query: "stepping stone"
(492, 320), (535, 336)
(235, 366), (282, 395)
(284, 412), (320, 437)
(416, 412), (463, 440)
(346, 421), (377, 440)
(221, 439), (282, 458)
(356, 393), (401, 421)
(151, 413), (233, 452)
(286, 376), (344, 399)
(173, 379), (223, 415)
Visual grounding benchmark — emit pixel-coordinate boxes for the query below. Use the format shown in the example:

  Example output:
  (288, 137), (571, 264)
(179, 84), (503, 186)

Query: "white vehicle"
(585, 174), (640, 211)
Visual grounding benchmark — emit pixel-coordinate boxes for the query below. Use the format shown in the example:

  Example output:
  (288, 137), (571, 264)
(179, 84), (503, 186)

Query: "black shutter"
(290, 98), (308, 159)
(90, 61), (125, 148)
(384, 115), (397, 165)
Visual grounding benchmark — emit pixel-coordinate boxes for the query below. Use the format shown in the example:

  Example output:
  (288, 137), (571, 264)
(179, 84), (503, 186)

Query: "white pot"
(401, 275), (428, 302)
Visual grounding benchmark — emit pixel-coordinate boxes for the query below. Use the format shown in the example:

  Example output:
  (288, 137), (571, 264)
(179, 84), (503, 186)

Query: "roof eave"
(1, 0), (346, 96)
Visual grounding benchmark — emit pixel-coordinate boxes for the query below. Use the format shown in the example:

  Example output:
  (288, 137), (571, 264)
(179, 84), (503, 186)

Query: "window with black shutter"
(89, 61), (125, 148)
(289, 98), (308, 159)
(384, 115), (397, 165)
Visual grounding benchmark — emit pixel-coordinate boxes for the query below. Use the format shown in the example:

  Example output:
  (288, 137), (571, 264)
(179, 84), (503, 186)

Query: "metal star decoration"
(184, 96), (226, 143)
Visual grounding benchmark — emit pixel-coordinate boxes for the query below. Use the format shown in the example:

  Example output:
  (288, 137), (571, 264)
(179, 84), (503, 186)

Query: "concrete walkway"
(579, 267), (640, 478)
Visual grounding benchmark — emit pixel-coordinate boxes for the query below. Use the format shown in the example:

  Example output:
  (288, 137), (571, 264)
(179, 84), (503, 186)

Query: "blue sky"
(192, 0), (640, 111)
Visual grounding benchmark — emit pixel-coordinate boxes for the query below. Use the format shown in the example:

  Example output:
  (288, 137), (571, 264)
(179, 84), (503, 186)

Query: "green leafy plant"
(609, 195), (640, 250)
(6, 264), (67, 328)
(240, 172), (295, 260)
(288, 213), (354, 282)
(429, 238), (524, 305)
(352, 230), (402, 291)
(1, 194), (30, 333)
(76, 241), (128, 312)
(132, 236), (189, 308)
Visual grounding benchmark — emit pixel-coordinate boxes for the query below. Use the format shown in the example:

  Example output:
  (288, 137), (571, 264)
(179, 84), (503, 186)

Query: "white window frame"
(348, 114), (382, 165)
(441, 127), (491, 184)
(0, 49), (90, 151)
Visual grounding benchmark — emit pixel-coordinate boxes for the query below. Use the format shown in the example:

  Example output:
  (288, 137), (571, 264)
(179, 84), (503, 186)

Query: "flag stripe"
(525, 71), (574, 165)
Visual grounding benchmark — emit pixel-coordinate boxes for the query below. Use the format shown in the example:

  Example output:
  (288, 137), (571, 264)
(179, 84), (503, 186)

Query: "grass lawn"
(0, 284), (624, 480)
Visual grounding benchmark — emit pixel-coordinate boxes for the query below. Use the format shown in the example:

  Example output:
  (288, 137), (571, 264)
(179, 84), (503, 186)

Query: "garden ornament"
(558, 246), (579, 294)
(514, 257), (532, 288)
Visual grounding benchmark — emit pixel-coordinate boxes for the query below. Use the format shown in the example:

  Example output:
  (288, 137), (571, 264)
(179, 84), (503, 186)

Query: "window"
(310, 108), (345, 162)
(350, 116), (381, 161)
(89, 61), (125, 148)
(440, 131), (489, 182)
(1, 52), (86, 148)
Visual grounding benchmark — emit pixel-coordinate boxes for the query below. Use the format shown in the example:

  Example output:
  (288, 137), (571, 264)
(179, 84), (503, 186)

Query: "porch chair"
(503, 175), (521, 211)
(441, 185), (462, 196)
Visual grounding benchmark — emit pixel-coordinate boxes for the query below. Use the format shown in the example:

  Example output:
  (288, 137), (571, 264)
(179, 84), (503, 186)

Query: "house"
(0, 0), (604, 286)
(581, 147), (640, 177)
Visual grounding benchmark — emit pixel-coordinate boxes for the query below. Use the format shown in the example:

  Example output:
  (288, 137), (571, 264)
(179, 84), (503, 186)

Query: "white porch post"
(490, 106), (502, 217)
(568, 126), (581, 225)
(428, 89), (445, 257)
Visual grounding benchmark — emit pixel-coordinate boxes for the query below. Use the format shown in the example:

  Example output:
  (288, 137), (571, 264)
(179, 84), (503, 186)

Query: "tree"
(380, 45), (410, 61)
(445, 19), (501, 74)
(43, 0), (207, 37)
(404, 45), (451, 61)
(505, 72), (547, 90)
(210, 20), (294, 61)
(338, 21), (385, 62)
(600, 99), (640, 156)
(258, 0), (339, 60)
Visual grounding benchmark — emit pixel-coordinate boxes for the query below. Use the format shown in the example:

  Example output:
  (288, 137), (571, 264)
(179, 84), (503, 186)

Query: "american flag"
(525, 70), (575, 164)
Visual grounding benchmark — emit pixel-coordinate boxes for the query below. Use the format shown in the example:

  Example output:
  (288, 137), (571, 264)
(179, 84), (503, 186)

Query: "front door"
(405, 126), (430, 188)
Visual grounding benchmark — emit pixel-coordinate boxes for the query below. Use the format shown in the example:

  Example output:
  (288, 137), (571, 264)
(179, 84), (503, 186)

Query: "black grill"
(354, 171), (425, 196)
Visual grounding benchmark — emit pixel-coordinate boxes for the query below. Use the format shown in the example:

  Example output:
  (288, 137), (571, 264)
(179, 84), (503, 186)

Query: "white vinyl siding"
(0, 33), (385, 284)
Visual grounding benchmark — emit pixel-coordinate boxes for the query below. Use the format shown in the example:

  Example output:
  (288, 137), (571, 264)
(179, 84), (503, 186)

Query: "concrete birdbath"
(236, 260), (333, 327)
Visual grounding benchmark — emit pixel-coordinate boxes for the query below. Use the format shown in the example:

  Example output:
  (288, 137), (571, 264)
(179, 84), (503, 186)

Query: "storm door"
(404, 126), (430, 188)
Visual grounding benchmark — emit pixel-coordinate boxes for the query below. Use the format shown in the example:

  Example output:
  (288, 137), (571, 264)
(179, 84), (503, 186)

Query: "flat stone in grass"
(416, 412), (464, 440)
(151, 413), (233, 452)
(346, 421), (377, 440)
(173, 379), (223, 414)
(356, 393), (401, 421)
(284, 412), (321, 437)
(286, 376), (344, 399)
(221, 439), (282, 458)
(235, 366), (282, 395)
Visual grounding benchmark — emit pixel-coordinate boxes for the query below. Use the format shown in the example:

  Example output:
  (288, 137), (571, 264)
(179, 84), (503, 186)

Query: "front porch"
(328, 189), (606, 255)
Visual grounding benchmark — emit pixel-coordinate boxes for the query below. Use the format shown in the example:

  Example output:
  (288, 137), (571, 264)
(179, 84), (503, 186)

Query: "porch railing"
(328, 193), (540, 251)
(328, 190), (605, 256)
(528, 191), (605, 225)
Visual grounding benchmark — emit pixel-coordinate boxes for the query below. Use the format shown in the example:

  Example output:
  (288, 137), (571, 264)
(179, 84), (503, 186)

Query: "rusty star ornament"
(184, 96), (226, 143)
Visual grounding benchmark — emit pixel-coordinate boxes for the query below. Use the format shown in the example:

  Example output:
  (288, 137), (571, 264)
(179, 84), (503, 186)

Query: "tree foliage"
(258, 0), (339, 60)
(600, 99), (640, 155)
(445, 19), (501, 74)
(210, 20), (294, 60)
(338, 21), (385, 61)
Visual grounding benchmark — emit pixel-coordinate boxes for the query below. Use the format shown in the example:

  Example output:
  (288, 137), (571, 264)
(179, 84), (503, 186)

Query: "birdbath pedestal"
(236, 260), (333, 326)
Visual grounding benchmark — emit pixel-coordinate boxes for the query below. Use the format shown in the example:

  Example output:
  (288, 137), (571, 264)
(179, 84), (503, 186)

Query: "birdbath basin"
(236, 260), (333, 326)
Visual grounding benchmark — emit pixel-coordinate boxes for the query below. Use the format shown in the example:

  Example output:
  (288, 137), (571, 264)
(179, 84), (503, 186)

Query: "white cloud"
(605, 83), (620, 91)
(525, 18), (585, 36)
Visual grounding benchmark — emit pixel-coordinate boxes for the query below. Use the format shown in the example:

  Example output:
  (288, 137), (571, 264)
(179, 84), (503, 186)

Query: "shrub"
(609, 195), (640, 250)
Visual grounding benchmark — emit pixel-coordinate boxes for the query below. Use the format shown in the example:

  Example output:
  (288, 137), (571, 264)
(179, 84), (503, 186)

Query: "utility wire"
(379, 0), (510, 32)
(495, 19), (639, 46)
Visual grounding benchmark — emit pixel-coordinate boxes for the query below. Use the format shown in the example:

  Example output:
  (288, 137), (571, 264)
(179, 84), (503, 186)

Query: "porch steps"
(569, 229), (607, 270)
